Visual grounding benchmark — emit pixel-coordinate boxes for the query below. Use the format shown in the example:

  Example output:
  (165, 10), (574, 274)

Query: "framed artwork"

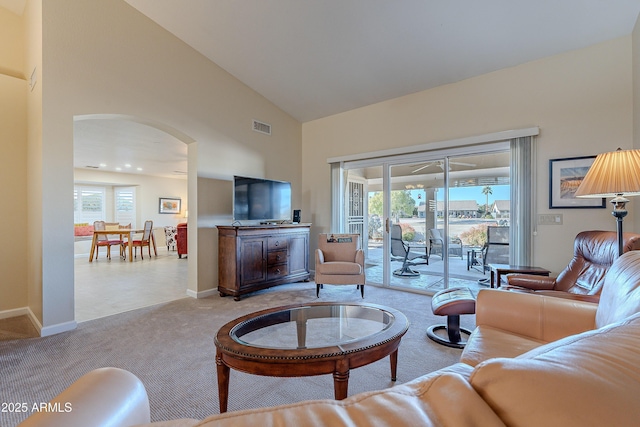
(159, 197), (181, 214)
(549, 156), (606, 209)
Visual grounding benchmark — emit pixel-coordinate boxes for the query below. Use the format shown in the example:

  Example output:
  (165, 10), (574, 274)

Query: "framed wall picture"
(159, 197), (181, 214)
(549, 156), (606, 209)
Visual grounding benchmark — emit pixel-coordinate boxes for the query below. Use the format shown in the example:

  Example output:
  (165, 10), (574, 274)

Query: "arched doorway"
(73, 114), (195, 322)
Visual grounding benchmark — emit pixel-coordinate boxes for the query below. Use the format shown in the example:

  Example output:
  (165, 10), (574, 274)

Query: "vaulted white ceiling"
(125, 0), (640, 122)
(3, 1), (640, 177)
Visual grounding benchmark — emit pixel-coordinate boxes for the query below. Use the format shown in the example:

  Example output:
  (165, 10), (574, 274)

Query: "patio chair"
(429, 228), (463, 260)
(391, 224), (428, 277)
(479, 226), (509, 285)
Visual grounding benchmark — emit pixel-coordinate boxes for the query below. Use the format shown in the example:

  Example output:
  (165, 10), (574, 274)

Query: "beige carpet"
(0, 283), (476, 426)
(0, 316), (39, 341)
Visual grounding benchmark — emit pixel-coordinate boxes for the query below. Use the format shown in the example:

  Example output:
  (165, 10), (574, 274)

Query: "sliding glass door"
(336, 140), (522, 294)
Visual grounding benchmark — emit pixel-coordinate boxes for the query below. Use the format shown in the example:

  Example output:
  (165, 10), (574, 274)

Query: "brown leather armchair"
(506, 230), (640, 301)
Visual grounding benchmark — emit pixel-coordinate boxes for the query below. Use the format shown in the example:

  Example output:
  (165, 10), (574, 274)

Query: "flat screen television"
(233, 176), (292, 222)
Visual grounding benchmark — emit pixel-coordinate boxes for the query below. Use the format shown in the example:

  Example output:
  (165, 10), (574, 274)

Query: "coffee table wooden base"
(215, 340), (402, 413)
(214, 302), (409, 413)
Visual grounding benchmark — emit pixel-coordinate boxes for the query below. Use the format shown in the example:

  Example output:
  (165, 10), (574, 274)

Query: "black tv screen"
(233, 176), (292, 222)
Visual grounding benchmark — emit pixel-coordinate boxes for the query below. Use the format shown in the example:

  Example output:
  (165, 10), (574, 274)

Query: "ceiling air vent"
(252, 119), (271, 136)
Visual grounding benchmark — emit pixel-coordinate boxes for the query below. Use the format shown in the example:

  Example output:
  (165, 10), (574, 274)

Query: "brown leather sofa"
(506, 230), (640, 301)
(22, 251), (640, 427)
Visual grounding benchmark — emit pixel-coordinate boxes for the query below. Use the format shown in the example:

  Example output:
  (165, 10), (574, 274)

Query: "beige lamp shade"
(575, 148), (640, 198)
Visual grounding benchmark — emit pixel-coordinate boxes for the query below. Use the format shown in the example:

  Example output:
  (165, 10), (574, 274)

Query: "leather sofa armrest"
(506, 274), (556, 290)
(355, 249), (364, 266)
(475, 289), (597, 342)
(315, 248), (325, 264)
(20, 368), (150, 427)
(155, 363), (499, 427)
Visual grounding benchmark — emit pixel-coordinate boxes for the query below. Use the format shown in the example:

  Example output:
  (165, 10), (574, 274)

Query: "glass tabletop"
(230, 304), (395, 350)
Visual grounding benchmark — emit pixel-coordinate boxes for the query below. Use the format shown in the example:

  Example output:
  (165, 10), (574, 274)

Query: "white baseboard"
(40, 320), (78, 337)
(0, 307), (76, 337)
(0, 307), (30, 320)
(186, 288), (218, 299)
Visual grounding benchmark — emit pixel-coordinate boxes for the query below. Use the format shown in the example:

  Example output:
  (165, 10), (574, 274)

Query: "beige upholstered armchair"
(315, 233), (365, 298)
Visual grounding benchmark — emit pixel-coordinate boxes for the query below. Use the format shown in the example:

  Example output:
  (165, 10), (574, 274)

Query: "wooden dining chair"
(93, 221), (125, 260)
(131, 220), (154, 259)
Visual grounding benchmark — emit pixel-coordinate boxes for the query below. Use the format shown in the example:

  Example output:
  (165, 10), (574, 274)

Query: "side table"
(488, 264), (551, 288)
(466, 247), (483, 272)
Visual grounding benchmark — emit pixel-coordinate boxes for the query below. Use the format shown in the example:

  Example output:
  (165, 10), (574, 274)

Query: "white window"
(74, 186), (105, 224)
(115, 187), (136, 228)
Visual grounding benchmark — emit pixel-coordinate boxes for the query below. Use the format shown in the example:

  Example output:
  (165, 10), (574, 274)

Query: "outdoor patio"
(364, 243), (490, 294)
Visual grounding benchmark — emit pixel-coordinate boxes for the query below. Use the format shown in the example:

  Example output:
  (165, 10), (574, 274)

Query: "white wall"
(302, 36), (635, 275)
(73, 169), (188, 255)
(74, 169), (188, 228)
(4, 0), (638, 333)
(31, 0), (302, 333)
(0, 73), (27, 313)
(0, 6), (23, 79)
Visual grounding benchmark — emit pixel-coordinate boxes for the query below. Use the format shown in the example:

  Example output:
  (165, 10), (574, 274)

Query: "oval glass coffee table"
(214, 302), (409, 413)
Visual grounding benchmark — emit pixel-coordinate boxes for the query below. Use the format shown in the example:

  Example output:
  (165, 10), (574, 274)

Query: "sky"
(410, 185), (510, 204)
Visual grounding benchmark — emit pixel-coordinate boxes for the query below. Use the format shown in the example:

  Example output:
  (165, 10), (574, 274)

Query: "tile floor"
(75, 247), (188, 322)
(74, 243), (490, 323)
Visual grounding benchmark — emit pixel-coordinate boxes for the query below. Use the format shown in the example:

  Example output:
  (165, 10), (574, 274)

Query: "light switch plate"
(538, 214), (563, 225)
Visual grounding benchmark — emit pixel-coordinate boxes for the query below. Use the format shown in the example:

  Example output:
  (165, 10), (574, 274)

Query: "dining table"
(89, 228), (157, 262)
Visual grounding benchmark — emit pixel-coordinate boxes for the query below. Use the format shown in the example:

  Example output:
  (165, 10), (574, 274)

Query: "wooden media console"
(217, 224), (311, 300)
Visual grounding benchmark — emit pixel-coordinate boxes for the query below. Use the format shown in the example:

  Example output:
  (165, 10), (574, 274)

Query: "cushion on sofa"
(595, 250), (640, 327)
(461, 289), (598, 367)
(469, 312), (640, 427)
(74, 224), (94, 236)
(460, 325), (546, 367)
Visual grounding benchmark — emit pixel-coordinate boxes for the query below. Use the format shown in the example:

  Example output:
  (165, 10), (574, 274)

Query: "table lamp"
(574, 148), (640, 257)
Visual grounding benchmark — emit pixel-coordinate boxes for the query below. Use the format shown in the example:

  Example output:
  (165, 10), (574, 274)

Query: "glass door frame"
(384, 158), (453, 289)
(329, 128), (538, 291)
(338, 142), (509, 291)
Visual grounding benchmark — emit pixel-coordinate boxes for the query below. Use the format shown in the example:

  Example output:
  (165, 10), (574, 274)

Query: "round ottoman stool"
(427, 287), (476, 349)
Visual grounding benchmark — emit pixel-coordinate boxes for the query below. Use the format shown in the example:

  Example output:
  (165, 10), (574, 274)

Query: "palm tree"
(481, 186), (493, 216)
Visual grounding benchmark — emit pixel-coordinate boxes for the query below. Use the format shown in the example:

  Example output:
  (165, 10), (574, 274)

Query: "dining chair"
(131, 220), (154, 259)
(93, 221), (125, 260)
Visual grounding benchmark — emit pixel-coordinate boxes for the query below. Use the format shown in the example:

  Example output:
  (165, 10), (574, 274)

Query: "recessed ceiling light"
(116, 167), (122, 171)
(99, 163), (107, 167)
(137, 167), (143, 171)
(125, 164), (131, 168)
